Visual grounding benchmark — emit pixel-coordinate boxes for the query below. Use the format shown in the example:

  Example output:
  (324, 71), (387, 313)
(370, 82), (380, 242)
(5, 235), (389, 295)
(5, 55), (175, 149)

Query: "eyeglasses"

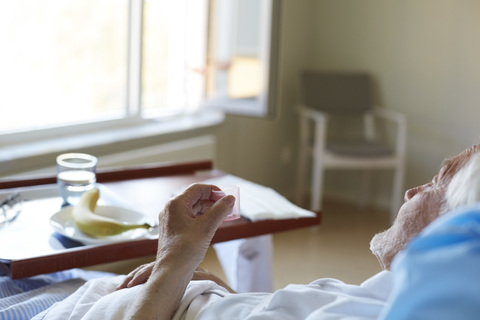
(0, 193), (22, 225)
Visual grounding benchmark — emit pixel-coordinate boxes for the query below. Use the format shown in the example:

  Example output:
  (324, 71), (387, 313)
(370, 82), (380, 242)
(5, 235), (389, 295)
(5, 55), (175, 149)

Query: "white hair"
(445, 152), (480, 213)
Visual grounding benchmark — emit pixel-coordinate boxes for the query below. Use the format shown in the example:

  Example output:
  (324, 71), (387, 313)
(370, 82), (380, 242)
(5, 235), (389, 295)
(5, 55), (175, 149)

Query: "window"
(0, 0), (279, 136)
(0, 0), (129, 133)
(203, 0), (280, 117)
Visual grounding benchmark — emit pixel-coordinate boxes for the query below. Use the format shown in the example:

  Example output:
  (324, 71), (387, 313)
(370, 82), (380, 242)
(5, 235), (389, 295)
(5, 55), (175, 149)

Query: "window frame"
(1, 0), (281, 149)
(202, 0), (281, 119)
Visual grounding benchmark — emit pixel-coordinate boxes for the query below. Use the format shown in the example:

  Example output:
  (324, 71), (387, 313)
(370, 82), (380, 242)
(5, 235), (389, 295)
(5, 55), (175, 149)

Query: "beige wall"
(11, 1), (480, 212)
(214, 0), (314, 197)
(217, 0), (480, 209)
(310, 1), (480, 205)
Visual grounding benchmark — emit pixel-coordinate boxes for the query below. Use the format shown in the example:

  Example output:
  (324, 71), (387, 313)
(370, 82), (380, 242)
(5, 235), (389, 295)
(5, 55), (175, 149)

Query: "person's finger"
(192, 268), (208, 281)
(210, 190), (226, 202)
(126, 266), (153, 288)
(167, 184), (216, 215)
(191, 199), (216, 215)
(115, 263), (154, 290)
(116, 275), (133, 290)
(201, 194), (235, 226)
(192, 267), (236, 293)
(181, 184), (220, 205)
(172, 184), (222, 216)
(116, 266), (141, 290)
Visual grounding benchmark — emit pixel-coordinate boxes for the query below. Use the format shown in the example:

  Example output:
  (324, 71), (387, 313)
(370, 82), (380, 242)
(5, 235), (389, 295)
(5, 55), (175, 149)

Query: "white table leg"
(213, 234), (273, 293)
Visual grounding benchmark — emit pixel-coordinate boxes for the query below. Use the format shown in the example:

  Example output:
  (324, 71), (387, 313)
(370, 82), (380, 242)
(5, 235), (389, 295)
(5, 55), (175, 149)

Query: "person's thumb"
(206, 195), (235, 225)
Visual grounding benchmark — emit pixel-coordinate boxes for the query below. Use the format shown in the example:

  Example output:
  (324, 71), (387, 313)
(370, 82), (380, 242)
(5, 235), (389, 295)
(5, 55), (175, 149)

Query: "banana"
(72, 188), (151, 237)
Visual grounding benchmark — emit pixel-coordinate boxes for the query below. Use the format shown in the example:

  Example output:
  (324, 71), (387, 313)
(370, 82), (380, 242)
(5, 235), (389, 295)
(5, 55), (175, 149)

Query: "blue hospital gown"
(381, 205), (480, 319)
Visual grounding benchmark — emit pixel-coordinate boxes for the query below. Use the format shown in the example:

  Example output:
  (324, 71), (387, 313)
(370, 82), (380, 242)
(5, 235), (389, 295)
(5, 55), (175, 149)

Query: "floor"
(200, 198), (391, 290)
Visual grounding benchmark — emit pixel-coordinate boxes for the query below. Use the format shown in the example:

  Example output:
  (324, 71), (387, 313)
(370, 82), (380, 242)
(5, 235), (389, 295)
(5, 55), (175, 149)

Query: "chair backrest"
(300, 71), (373, 114)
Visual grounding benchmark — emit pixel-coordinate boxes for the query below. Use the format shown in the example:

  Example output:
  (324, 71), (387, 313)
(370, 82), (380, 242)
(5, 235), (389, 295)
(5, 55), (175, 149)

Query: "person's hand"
(126, 184), (235, 319)
(192, 267), (236, 293)
(116, 263), (237, 293)
(116, 261), (155, 290)
(155, 183), (235, 270)
(117, 184), (235, 294)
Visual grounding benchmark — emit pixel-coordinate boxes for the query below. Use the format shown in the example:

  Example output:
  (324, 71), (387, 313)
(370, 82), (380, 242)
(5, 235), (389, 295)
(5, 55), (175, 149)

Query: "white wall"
(213, 0), (314, 199)
(10, 1), (479, 212)
(298, 1), (480, 206)
(217, 0), (480, 210)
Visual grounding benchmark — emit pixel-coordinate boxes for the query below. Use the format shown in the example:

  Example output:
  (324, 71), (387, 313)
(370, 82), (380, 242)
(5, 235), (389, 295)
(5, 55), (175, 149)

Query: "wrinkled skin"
(370, 145), (480, 270)
(125, 183), (235, 320)
(117, 263), (235, 293)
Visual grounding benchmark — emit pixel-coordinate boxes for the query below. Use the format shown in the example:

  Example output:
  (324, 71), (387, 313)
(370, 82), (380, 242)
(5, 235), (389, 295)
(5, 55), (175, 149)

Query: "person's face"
(370, 145), (480, 270)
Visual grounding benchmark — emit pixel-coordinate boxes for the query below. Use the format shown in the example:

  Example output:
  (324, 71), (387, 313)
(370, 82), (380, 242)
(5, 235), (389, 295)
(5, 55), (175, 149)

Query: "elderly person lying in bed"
(37, 144), (480, 320)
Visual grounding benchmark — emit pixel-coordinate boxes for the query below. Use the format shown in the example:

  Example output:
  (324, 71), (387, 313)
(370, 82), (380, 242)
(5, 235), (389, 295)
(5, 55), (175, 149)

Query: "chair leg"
(295, 116), (310, 207)
(390, 166), (405, 223)
(310, 152), (324, 212)
(359, 170), (371, 208)
(295, 147), (308, 206)
(310, 116), (327, 212)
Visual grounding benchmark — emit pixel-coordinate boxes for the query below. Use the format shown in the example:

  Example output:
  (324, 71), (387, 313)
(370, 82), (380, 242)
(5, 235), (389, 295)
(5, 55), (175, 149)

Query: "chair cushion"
(326, 140), (393, 157)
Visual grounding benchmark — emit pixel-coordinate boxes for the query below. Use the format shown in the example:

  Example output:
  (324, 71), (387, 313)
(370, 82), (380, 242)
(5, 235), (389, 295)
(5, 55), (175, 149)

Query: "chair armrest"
(372, 108), (407, 156)
(372, 108), (406, 125)
(297, 105), (328, 123)
(297, 105), (328, 157)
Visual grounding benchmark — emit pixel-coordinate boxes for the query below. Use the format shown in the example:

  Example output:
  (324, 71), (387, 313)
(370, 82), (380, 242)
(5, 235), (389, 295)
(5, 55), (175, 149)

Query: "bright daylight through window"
(0, 0), (279, 135)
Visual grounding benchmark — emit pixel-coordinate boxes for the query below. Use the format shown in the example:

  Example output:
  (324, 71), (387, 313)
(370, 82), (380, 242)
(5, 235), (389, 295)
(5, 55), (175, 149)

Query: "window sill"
(1, 110), (225, 164)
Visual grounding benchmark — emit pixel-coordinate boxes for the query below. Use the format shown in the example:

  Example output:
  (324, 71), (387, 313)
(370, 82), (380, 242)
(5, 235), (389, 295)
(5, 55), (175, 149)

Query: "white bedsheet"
(40, 271), (393, 320)
(192, 271), (393, 320)
(0, 269), (115, 320)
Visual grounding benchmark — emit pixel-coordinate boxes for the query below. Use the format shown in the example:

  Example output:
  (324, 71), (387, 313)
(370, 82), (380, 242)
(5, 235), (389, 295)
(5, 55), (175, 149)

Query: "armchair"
(295, 71), (406, 221)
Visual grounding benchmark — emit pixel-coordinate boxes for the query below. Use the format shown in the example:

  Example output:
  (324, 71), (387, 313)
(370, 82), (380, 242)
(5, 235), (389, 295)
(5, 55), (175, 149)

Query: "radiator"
(8, 135), (216, 178)
(98, 135), (216, 168)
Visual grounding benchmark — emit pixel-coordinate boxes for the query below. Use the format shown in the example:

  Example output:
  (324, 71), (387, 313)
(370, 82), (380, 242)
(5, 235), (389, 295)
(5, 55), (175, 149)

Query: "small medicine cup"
(211, 186), (241, 221)
(57, 153), (97, 207)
